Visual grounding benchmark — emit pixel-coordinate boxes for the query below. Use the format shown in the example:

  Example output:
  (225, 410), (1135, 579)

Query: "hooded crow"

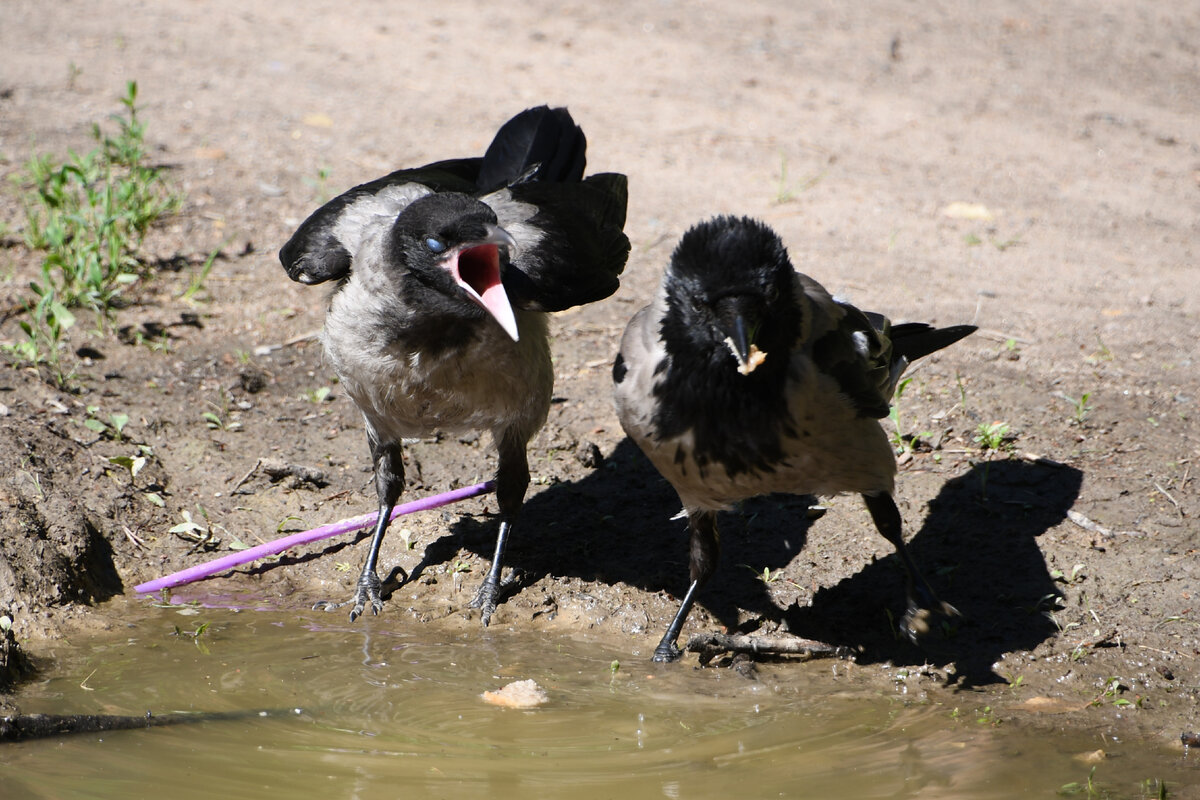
(613, 216), (975, 661)
(281, 106), (629, 623)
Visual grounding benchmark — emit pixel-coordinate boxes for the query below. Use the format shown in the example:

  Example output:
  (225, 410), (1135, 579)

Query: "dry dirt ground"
(1, 0), (1197, 751)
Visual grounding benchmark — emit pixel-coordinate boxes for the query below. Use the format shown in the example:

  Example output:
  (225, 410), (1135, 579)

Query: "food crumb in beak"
(724, 337), (768, 375)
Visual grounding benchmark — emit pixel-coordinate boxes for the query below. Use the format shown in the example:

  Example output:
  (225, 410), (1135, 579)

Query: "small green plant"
(974, 705), (1000, 726)
(275, 515), (303, 533)
(5, 81), (181, 381)
(1059, 391), (1094, 425)
(773, 154), (825, 203)
(1051, 563), (1086, 585)
(168, 507), (223, 551)
(11, 81), (180, 313)
(1, 291), (77, 385)
(107, 453), (147, 481)
(1057, 766), (1098, 797)
(179, 240), (226, 302)
(974, 421), (1011, 451)
(305, 165), (333, 204)
(202, 393), (241, 431)
(746, 565), (780, 585)
(955, 371), (969, 413)
(83, 406), (130, 441)
(172, 621), (212, 654)
(1092, 677), (1128, 707)
(888, 377), (933, 454)
(201, 410), (239, 430)
(1140, 778), (1168, 800)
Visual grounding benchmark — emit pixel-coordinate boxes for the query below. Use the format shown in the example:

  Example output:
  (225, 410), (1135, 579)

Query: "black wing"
(811, 307), (976, 420)
(501, 172), (630, 312)
(810, 303), (896, 419)
(476, 105), (586, 192)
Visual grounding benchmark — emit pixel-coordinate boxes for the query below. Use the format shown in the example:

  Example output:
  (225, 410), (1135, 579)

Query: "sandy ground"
(1, 0), (1198, 751)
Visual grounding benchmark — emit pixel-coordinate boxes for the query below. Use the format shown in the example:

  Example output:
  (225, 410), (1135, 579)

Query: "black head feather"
(383, 193), (510, 349)
(661, 216), (798, 363)
(653, 216), (802, 475)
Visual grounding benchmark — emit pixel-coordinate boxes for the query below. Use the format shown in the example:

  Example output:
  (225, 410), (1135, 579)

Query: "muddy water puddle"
(2, 601), (1193, 799)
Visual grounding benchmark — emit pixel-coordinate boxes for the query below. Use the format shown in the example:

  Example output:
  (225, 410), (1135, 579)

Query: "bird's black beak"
(442, 225), (520, 341)
(716, 299), (767, 376)
(727, 314), (752, 365)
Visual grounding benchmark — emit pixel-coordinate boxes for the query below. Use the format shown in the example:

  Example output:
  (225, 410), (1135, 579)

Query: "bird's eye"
(425, 237), (447, 254)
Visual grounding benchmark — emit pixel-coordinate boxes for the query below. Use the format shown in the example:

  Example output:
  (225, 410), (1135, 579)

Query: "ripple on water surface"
(0, 604), (1192, 799)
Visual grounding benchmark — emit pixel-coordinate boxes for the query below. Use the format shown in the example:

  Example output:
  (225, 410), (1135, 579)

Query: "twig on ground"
(1154, 482), (1184, 517)
(1020, 451), (1069, 468)
(122, 525), (147, 548)
(1068, 628), (1119, 651)
(230, 458), (262, 493)
(1066, 510), (1144, 539)
(685, 632), (855, 666)
(973, 329), (1033, 345)
(252, 330), (320, 356)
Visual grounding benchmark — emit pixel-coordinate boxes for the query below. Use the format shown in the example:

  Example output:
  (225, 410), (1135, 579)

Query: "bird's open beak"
(444, 225), (520, 341)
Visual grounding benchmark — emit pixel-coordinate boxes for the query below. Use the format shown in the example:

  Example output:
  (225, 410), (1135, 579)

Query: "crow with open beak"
(612, 215), (975, 661)
(280, 107), (629, 623)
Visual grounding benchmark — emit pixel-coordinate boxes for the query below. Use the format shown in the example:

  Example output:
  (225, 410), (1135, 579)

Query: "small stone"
(575, 441), (603, 469)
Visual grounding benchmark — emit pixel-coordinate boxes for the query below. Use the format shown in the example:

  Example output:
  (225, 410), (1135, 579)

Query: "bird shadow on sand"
(425, 442), (1081, 688)
(438, 438), (815, 636)
(785, 458), (1083, 688)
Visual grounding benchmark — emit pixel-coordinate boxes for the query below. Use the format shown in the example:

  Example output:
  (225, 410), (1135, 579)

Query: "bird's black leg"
(314, 435), (404, 620)
(469, 429), (530, 626)
(653, 510), (719, 662)
(862, 492), (958, 642)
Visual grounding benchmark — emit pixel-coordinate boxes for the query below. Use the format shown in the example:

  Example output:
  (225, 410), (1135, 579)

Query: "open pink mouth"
(447, 243), (519, 341)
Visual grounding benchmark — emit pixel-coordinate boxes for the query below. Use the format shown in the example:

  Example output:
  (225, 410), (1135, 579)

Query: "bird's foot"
(651, 639), (684, 663)
(469, 575), (502, 627)
(900, 598), (961, 643)
(313, 571), (383, 621)
(468, 570), (525, 626)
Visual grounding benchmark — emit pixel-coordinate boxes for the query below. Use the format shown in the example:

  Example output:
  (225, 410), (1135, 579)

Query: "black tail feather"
(891, 323), (977, 362)
(477, 106), (586, 192)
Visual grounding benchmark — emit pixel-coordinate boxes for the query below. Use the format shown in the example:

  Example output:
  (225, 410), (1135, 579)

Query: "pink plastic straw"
(134, 480), (496, 594)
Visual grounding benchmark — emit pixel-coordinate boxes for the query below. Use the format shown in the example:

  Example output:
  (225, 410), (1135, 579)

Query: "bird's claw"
(315, 572), (383, 621)
(311, 598), (348, 613)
